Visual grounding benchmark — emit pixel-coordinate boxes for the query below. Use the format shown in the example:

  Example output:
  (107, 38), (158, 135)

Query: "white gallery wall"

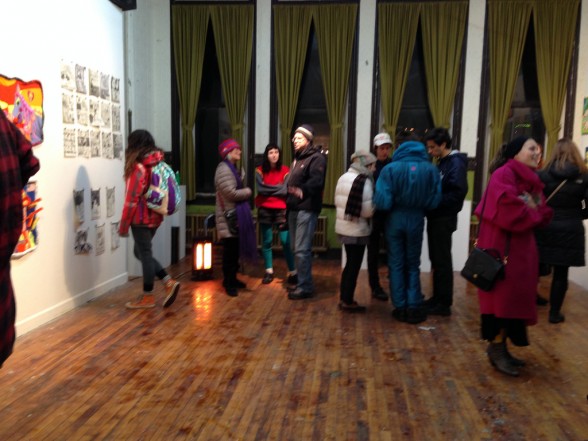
(3, 0), (128, 335)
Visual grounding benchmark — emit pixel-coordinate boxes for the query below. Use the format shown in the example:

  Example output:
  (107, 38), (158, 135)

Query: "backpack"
(144, 161), (181, 215)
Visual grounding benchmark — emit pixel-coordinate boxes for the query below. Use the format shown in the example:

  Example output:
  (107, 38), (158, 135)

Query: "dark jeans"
(367, 212), (387, 291)
(426, 215), (457, 307)
(131, 226), (167, 292)
(222, 237), (240, 287)
(340, 244), (366, 304)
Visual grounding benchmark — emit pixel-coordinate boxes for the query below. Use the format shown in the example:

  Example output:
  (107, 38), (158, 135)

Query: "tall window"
(395, 24), (434, 137)
(194, 26), (231, 195)
(292, 25), (329, 154)
(503, 19), (545, 145)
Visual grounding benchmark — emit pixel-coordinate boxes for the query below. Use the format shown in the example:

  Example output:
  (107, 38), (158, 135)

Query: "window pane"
(293, 26), (329, 153)
(396, 26), (434, 137)
(504, 20), (545, 145)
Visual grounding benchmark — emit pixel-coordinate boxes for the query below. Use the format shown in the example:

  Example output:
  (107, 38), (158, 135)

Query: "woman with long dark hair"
(255, 144), (296, 284)
(119, 129), (180, 309)
(536, 138), (588, 323)
(476, 137), (552, 376)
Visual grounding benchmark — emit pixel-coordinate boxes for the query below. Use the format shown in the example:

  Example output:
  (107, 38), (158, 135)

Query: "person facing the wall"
(335, 150), (377, 312)
(215, 138), (257, 297)
(119, 129), (180, 309)
(536, 138), (588, 324)
(423, 128), (468, 317)
(286, 124), (327, 300)
(374, 130), (441, 324)
(476, 137), (552, 377)
(0, 110), (40, 367)
(255, 143), (297, 285)
(367, 132), (393, 302)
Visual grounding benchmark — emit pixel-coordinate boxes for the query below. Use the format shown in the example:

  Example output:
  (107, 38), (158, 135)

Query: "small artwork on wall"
(12, 181), (43, 259)
(74, 228), (92, 254)
(60, 62), (75, 91)
(64, 128), (77, 158)
(77, 129), (90, 158)
(73, 188), (85, 227)
(90, 129), (101, 157)
(75, 64), (87, 94)
(106, 187), (115, 218)
(111, 221), (120, 251)
(91, 188), (101, 220)
(0, 74), (44, 145)
(95, 224), (105, 256)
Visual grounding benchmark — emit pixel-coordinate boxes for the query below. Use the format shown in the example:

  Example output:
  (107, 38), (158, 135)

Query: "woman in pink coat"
(475, 137), (552, 377)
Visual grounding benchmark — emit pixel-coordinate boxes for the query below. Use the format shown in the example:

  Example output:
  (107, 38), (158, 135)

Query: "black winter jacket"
(536, 164), (588, 266)
(286, 144), (327, 213)
(426, 150), (468, 219)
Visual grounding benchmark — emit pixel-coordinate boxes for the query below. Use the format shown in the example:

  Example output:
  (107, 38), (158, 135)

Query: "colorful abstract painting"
(0, 74), (44, 146)
(12, 182), (43, 259)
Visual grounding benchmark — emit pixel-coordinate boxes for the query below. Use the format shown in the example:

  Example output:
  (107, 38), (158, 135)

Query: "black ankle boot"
(549, 311), (565, 324)
(503, 340), (525, 367)
(487, 342), (520, 377)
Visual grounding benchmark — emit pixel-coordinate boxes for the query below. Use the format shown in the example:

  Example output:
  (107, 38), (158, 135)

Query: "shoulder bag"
(461, 189), (510, 292)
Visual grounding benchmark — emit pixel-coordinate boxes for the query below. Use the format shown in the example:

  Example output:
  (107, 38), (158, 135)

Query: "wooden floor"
(1, 256), (588, 441)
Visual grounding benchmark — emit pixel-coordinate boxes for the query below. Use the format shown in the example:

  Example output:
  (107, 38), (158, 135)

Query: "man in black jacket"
(424, 128), (468, 316)
(286, 124), (327, 299)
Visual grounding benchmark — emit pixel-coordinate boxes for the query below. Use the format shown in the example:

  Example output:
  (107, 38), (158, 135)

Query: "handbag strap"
(477, 186), (511, 264)
(545, 179), (567, 203)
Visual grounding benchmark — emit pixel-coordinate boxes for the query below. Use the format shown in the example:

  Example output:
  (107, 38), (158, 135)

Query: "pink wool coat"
(474, 159), (553, 325)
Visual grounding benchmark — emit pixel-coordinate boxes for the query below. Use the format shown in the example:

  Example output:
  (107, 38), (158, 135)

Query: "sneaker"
(371, 287), (388, 301)
(262, 272), (274, 284)
(126, 294), (155, 309)
(163, 279), (180, 308)
(287, 274), (298, 285)
(425, 303), (451, 317)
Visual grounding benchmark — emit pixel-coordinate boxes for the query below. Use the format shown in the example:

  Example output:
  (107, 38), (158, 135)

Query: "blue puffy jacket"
(374, 141), (441, 212)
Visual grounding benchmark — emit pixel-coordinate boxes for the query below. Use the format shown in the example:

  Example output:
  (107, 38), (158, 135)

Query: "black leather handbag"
(461, 189), (510, 292)
(461, 246), (506, 291)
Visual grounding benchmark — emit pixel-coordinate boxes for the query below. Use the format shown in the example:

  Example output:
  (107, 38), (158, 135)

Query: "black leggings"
(550, 265), (569, 314)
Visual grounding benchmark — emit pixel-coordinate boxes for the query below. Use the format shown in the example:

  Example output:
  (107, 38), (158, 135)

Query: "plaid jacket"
(0, 111), (40, 367)
(119, 151), (164, 236)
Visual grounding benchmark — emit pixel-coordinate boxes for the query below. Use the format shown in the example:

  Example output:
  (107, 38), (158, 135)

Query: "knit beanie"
(350, 150), (377, 167)
(504, 136), (529, 159)
(294, 124), (314, 141)
(218, 138), (241, 158)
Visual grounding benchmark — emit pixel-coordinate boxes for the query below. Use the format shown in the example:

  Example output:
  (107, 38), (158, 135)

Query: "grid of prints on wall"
(61, 61), (122, 160)
(73, 186), (119, 255)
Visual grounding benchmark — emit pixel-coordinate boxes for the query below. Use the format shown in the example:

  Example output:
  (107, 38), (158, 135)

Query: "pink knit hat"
(218, 138), (241, 158)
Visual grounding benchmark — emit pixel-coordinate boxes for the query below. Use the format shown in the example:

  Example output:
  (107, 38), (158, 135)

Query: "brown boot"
(487, 342), (520, 377)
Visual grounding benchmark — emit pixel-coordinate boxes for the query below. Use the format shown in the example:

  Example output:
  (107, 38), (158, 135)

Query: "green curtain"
(377, 3), (421, 136)
(273, 5), (313, 165)
(421, 1), (468, 128)
(533, 0), (579, 157)
(487, 0), (533, 163)
(312, 4), (358, 205)
(210, 5), (254, 146)
(171, 5), (209, 199)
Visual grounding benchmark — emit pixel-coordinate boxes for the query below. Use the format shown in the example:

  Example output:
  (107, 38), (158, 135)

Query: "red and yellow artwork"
(0, 74), (44, 146)
(12, 182), (43, 259)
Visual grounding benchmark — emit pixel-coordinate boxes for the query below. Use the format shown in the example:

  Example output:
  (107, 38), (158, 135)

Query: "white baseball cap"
(373, 132), (392, 147)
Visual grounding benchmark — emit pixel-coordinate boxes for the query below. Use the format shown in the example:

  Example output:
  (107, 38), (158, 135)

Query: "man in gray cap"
(286, 124), (327, 300)
(368, 132), (393, 301)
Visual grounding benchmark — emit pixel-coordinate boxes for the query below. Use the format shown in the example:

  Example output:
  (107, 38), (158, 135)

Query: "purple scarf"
(224, 160), (258, 263)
